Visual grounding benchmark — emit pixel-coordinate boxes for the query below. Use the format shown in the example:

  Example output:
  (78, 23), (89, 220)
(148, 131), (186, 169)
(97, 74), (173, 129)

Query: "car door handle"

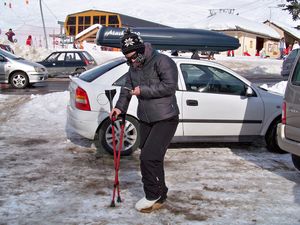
(186, 99), (198, 106)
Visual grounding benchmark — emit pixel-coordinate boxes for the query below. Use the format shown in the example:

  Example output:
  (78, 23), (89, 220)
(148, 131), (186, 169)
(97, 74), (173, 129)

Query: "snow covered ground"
(1, 91), (300, 225)
(0, 47), (299, 224)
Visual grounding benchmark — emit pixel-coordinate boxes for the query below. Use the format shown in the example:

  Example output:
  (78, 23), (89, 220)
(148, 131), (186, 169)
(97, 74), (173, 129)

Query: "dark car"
(37, 50), (97, 77)
(281, 48), (300, 78)
(0, 44), (14, 54)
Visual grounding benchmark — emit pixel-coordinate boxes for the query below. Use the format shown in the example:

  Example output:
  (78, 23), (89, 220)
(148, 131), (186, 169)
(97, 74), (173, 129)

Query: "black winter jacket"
(115, 43), (179, 123)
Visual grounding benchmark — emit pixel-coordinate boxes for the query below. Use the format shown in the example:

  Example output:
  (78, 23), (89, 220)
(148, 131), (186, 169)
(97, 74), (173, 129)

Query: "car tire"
(73, 68), (85, 76)
(291, 154), (300, 171)
(98, 116), (140, 156)
(10, 72), (29, 89)
(265, 118), (286, 154)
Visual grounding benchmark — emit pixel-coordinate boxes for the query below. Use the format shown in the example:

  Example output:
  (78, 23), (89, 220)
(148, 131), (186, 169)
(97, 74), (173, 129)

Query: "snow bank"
(260, 81), (287, 95)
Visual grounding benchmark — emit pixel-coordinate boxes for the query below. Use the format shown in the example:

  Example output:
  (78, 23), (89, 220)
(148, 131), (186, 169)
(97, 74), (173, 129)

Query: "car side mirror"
(245, 86), (254, 97)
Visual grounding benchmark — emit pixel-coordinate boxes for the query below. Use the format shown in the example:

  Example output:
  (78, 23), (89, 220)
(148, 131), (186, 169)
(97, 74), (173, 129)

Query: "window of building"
(93, 16), (100, 24)
(78, 26), (84, 33)
(85, 16), (90, 24)
(67, 16), (76, 25)
(101, 16), (106, 25)
(79, 16), (84, 24)
(69, 26), (76, 36)
(92, 15), (107, 25)
(67, 16), (76, 36)
(108, 15), (119, 26)
(78, 15), (91, 34)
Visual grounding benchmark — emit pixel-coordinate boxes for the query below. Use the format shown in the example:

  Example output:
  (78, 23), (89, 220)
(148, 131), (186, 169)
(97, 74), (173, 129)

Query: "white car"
(67, 57), (284, 156)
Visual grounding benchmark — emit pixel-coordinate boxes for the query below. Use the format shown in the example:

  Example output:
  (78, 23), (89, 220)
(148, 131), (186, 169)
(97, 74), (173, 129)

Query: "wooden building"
(64, 10), (167, 43)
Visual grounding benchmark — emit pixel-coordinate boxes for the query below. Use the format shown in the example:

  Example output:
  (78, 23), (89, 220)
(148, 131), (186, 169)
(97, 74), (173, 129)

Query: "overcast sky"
(0, 0), (296, 32)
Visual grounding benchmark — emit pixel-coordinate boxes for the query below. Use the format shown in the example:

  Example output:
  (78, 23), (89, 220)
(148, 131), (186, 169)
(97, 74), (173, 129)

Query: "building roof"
(203, 13), (280, 39)
(266, 20), (300, 40)
(66, 9), (168, 28)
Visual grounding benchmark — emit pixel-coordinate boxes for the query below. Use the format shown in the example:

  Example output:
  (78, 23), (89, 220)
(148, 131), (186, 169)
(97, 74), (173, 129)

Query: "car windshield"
(79, 57), (126, 82)
(82, 51), (95, 61)
(0, 49), (20, 59)
(45, 52), (61, 61)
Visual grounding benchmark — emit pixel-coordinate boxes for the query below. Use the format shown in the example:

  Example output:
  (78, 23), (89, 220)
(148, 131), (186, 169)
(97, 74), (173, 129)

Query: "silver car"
(281, 48), (300, 78)
(278, 51), (300, 171)
(0, 49), (48, 88)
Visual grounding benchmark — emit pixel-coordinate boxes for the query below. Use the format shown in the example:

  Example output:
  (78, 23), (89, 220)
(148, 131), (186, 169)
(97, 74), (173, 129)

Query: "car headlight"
(34, 66), (46, 73)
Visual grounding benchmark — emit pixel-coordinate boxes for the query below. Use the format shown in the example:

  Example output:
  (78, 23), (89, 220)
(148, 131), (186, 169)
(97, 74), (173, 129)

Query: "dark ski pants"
(139, 116), (179, 201)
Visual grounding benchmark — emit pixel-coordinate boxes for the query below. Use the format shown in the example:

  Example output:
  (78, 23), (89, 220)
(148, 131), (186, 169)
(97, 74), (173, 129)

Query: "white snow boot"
(135, 197), (163, 213)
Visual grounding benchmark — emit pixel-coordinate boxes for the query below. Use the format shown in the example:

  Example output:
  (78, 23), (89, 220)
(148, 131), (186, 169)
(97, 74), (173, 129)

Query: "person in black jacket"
(110, 29), (179, 212)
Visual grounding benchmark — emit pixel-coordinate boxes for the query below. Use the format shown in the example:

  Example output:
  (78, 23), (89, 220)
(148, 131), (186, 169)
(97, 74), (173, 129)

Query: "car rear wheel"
(291, 154), (300, 171)
(98, 116), (140, 156)
(265, 118), (286, 154)
(73, 68), (85, 76)
(10, 72), (29, 89)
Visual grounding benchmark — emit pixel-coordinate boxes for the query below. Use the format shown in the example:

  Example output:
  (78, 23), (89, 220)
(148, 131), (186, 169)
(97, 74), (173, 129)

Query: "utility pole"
(39, 0), (48, 49)
(269, 4), (286, 22)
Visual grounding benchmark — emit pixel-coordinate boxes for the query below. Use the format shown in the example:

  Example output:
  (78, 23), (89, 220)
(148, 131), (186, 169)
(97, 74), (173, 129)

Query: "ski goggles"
(126, 52), (145, 65)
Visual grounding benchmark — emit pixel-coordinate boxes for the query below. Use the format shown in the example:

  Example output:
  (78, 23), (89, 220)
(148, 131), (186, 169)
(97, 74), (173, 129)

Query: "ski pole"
(116, 114), (126, 203)
(110, 113), (126, 207)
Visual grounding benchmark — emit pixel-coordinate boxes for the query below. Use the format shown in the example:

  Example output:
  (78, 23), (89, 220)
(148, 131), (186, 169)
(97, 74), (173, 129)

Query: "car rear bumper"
(67, 104), (99, 140)
(28, 72), (48, 83)
(277, 123), (300, 156)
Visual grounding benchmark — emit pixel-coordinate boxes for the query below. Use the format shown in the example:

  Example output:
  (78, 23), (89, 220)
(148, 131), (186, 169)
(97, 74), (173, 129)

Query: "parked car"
(37, 50), (97, 77)
(0, 44), (14, 54)
(67, 57), (284, 156)
(281, 48), (300, 78)
(0, 49), (48, 89)
(277, 51), (300, 171)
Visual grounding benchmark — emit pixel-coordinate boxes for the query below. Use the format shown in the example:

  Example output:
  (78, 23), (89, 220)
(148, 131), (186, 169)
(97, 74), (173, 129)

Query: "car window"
(79, 58), (126, 82)
(66, 52), (75, 61)
(57, 53), (66, 61)
(291, 57), (300, 86)
(74, 53), (81, 61)
(46, 52), (60, 62)
(287, 49), (300, 60)
(180, 64), (247, 95)
(113, 73), (127, 86)
(0, 49), (18, 59)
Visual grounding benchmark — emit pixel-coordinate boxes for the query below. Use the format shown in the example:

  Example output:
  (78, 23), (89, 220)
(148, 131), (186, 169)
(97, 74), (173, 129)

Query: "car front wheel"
(97, 116), (140, 156)
(265, 118), (286, 154)
(10, 72), (29, 89)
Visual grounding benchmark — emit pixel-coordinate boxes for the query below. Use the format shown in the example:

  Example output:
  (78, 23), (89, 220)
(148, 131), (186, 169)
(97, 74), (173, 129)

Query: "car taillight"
(84, 59), (89, 65)
(75, 87), (91, 111)
(282, 101), (286, 124)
